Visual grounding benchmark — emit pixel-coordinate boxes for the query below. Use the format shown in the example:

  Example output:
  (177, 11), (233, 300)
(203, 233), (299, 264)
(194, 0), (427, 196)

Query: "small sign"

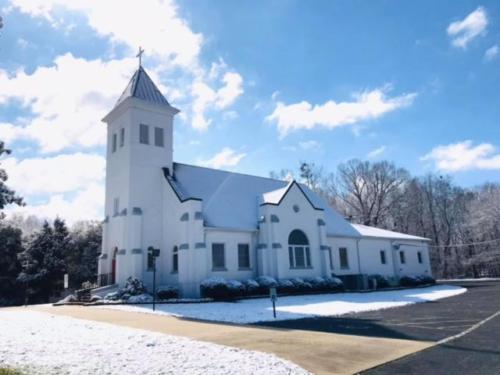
(269, 287), (277, 301)
(64, 274), (69, 289)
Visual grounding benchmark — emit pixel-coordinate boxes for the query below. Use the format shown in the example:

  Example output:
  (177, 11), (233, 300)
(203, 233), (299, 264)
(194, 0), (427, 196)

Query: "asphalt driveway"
(259, 280), (500, 374)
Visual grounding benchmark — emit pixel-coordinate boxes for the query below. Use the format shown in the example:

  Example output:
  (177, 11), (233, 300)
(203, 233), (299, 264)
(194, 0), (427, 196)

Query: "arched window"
(288, 230), (311, 268)
(172, 246), (178, 273)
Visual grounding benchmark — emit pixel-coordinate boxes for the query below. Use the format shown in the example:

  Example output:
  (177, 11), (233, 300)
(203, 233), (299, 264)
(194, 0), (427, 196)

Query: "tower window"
(418, 251), (423, 264)
(154, 127), (164, 147)
(112, 133), (117, 153)
(113, 198), (119, 216)
(139, 124), (149, 144)
(120, 128), (125, 147)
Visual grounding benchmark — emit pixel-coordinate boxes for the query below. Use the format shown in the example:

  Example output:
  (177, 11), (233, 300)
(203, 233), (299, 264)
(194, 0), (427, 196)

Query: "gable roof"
(352, 224), (430, 241)
(260, 180), (323, 211)
(170, 163), (361, 238)
(114, 67), (170, 109)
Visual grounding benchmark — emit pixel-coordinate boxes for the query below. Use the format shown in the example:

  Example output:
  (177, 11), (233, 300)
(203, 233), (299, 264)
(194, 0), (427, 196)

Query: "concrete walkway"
(30, 305), (432, 375)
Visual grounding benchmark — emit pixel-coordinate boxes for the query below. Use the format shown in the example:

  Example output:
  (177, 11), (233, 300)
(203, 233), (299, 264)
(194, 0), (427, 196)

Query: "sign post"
(64, 274), (69, 289)
(269, 287), (277, 318)
(148, 246), (160, 311)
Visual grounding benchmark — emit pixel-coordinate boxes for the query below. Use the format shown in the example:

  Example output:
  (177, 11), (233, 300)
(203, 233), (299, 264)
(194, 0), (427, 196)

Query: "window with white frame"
(339, 247), (349, 269)
(238, 243), (250, 269)
(288, 229), (311, 268)
(418, 251), (423, 264)
(328, 248), (334, 269)
(211, 243), (225, 270)
(139, 124), (149, 144)
(154, 127), (164, 147)
(400, 251), (406, 264)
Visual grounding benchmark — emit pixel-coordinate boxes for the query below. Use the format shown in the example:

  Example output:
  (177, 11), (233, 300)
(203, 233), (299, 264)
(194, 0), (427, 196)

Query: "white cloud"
(3, 152), (105, 223)
(421, 140), (500, 172)
(5, 183), (104, 224)
(0, 54), (137, 152)
(8, 0), (202, 68)
(298, 140), (321, 150)
(266, 87), (416, 137)
(484, 45), (499, 61)
(3, 153), (105, 195)
(199, 147), (246, 169)
(191, 71), (244, 130)
(367, 145), (386, 159)
(447, 7), (488, 49)
(6, 0), (243, 135)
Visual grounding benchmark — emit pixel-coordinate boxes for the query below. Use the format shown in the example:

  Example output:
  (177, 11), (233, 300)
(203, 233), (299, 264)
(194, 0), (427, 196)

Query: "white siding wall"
(357, 238), (396, 277)
(327, 237), (360, 276)
(205, 229), (257, 280)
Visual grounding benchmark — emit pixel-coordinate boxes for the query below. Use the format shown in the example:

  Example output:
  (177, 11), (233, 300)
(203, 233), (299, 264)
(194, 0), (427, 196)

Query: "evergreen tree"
(65, 221), (101, 288)
(0, 141), (23, 218)
(0, 225), (23, 305)
(18, 220), (68, 303)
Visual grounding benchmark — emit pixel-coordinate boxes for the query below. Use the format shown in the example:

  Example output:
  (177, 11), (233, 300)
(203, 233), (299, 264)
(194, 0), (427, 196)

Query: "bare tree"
(335, 159), (409, 226)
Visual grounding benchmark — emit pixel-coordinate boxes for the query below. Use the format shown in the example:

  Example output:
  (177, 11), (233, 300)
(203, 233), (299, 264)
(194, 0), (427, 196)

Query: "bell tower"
(99, 57), (179, 286)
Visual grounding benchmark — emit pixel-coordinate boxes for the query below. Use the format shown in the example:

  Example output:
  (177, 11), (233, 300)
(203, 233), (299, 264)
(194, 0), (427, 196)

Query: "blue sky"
(0, 0), (499, 222)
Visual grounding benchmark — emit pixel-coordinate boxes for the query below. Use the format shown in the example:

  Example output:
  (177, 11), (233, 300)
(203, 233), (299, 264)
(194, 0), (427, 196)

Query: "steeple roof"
(114, 66), (170, 108)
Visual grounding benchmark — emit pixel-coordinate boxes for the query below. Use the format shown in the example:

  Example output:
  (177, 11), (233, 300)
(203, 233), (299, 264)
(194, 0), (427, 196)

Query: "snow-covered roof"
(114, 67), (170, 109)
(352, 224), (430, 242)
(170, 163), (361, 238)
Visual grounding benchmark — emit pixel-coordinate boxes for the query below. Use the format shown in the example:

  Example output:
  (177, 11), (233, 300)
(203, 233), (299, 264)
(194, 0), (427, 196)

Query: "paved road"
(259, 280), (500, 374)
(365, 280), (500, 375)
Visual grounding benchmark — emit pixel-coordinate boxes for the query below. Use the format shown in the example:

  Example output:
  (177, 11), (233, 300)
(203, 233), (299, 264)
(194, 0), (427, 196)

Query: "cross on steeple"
(136, 46), (144, 68)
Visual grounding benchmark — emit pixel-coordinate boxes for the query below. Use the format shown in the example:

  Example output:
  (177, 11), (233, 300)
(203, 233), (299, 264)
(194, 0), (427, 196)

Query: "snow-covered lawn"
(98, 285), (466, 324)
(0, 310), (308, 375)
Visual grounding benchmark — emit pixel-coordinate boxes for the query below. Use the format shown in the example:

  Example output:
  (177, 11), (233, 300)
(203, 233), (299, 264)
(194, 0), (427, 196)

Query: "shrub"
(89, 295), (102, 303)
(399, 276), (419, 287)
(304, 276), (328, 292)
(227, 279), (246, 298)
(156, 285), (178, 300)
(243, 279), (260, 296)
(128, 293), (153, 303)
(419, 275), (436, 285)
(200, 277), (231, 300)
(104, 291), (120, 301)
(368, 274), (390, 289)
(288, 278), (313, 293)
(277, 279), (295, 294)
(324, 277), (344, 292)
(123, 277), (146, 296)
(256, 276), (278, 294)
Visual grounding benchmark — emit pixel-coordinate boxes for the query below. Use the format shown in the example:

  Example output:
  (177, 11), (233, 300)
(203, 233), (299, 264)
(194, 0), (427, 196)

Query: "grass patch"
(0, 368), (25, 375)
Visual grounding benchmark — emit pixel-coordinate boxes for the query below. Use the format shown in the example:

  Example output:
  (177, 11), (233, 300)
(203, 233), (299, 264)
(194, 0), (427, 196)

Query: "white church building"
(97, 65), (432, 297)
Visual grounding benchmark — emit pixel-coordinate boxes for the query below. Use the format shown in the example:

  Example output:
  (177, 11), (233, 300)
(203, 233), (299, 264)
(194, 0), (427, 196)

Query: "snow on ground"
(437, 277), (500, 282)
(98, 285), (466, 324)
(0, 310), (309, 375)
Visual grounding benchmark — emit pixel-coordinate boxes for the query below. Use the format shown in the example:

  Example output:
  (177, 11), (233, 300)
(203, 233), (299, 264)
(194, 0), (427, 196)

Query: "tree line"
(271, 159), (500, 279)
(0, 142), (101, 306)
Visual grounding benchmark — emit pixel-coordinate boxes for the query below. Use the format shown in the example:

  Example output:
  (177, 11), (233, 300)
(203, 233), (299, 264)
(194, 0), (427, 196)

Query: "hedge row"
(399, 275), (436, 287)
(200, 276), (344, 300)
